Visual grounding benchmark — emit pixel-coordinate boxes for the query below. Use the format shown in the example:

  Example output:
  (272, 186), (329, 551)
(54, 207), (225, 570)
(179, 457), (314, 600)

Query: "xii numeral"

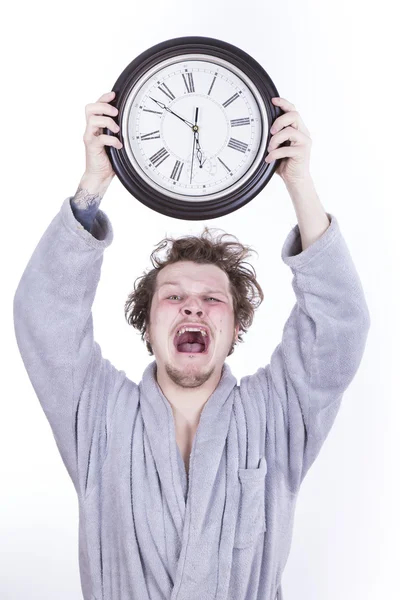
(182, 72), (195, 93)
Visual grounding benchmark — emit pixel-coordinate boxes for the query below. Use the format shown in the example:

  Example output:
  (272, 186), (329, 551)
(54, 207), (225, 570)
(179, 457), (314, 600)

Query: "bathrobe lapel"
(139, 361), (240, 600)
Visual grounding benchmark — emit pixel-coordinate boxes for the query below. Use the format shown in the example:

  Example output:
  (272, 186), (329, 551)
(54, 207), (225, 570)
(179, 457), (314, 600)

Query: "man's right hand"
(83, 91), (123, 183)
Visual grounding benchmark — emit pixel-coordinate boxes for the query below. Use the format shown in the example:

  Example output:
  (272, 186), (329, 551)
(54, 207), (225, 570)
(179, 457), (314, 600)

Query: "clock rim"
(105, 36), (285, 220)
(121, 53), (268, 202)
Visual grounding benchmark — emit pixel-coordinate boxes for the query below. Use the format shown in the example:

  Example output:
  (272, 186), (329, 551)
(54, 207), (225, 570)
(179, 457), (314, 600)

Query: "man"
(13, 91), (370, 600)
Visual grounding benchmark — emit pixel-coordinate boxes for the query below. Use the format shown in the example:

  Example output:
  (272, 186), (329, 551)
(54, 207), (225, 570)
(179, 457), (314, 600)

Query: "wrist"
(79, 172), (113, 197)
(284, 173), (314, 192)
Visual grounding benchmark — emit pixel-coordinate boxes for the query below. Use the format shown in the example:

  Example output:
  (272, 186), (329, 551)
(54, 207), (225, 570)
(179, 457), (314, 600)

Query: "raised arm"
(244, 98), (370, 492)
(13, 92), (128, 499)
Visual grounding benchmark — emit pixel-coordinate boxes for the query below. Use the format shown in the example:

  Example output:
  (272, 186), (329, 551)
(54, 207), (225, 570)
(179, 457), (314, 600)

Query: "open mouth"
(173, 328), (210, 354)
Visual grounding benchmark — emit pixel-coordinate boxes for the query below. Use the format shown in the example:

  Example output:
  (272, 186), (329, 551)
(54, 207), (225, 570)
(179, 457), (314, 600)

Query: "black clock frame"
(105, 36), (288, 220)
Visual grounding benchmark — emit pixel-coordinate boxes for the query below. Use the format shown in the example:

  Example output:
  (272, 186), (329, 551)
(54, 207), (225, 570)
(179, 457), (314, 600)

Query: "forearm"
(71, 174), (113, 233)
(285, 176), (331, 251)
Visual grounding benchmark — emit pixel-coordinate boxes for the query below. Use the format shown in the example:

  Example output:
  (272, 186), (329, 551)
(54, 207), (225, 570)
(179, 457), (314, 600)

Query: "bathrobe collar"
(139, 359), (238, 508)
(139, 360), (241, 599)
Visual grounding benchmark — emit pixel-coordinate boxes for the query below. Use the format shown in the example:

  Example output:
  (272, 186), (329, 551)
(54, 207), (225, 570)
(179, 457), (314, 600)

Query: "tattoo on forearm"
(70, 186), (103, 233)
(71, 186), (103, 211)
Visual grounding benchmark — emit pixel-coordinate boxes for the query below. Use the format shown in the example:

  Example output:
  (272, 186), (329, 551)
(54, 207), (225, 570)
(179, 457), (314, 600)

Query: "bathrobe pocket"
(234, 456), (267, 549)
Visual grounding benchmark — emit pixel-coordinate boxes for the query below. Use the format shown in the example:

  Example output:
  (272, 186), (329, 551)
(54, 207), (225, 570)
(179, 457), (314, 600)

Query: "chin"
(164, 357), (217, 389)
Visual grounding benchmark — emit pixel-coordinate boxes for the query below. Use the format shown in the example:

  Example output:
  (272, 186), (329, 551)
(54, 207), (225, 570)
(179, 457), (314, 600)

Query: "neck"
(155, 362), (223, 425)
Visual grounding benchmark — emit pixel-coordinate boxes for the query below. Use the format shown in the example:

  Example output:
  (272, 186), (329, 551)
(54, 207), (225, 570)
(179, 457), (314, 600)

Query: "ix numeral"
(141, 130), (161, 141)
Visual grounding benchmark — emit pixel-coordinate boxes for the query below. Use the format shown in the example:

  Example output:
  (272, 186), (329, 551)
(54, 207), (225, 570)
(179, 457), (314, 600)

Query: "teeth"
(177, 327), (207, 337)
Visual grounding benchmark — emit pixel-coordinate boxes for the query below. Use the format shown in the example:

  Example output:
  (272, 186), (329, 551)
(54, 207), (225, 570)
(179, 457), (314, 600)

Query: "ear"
(234, 323), (240, 341)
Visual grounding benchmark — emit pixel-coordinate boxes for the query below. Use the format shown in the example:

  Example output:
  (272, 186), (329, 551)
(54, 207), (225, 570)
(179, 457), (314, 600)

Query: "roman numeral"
(158, 82), (175, 101)
(142, 108), (163, 115)
(170, 160), (184, 181)
(140, 130), (161, 141)
(217, 157), (232, 174)
(227, 138), (248, 153)
(182, 72), (195, 93)
(149, 147), (169, 167)
(207, 73), (218, 96)
(223, 93), (240, 108)
(230, 117), (250, 127)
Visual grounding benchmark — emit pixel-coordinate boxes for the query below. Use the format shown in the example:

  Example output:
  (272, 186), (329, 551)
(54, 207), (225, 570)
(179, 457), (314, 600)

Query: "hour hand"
(149, 96), (194, 128)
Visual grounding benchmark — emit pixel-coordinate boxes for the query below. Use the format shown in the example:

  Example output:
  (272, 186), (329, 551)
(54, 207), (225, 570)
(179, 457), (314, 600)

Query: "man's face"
(147, 260), (239, 388)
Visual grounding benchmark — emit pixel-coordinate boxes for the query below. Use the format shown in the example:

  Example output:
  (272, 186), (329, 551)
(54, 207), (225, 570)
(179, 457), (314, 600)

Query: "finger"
(268, 126), (310, 152)
(97, 91), (116, 103)
(87, 115), (120, 134)
(265, 145), (303, 163)
(271, 97), (296, 111)
(270, 111), (310, 137)
(93, 133), (123, 149)
(85, 101), (119, 119)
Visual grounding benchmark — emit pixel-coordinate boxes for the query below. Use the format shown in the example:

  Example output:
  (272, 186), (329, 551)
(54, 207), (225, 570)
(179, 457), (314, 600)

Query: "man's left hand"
(265, 97), (312, 186)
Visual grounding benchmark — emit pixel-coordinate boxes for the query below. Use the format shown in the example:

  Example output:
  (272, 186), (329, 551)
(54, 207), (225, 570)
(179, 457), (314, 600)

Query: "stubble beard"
(165, 360), (216, 389)
(149, 327), (237, 389)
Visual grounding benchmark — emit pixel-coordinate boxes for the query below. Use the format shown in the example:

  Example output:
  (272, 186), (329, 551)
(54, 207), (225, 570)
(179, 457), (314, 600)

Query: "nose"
(183, 307), (203, 317)
(181, 296), (204, 317)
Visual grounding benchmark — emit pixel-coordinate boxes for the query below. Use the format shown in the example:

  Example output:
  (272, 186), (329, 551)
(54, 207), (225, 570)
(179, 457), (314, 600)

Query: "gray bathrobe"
(13, 196), (370, 600)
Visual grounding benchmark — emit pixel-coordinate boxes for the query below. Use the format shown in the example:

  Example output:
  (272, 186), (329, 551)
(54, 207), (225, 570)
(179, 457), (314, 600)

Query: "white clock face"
(121, 54), (269, 201)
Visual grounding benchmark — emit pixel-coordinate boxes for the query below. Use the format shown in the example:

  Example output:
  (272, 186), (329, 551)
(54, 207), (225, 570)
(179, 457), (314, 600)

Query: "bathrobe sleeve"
(246, 212), (371, 492)
(13, 196), (127, 498)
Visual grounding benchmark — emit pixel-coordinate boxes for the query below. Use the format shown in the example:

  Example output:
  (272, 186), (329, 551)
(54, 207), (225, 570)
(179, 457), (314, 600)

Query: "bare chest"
(175, 425), (197, 478)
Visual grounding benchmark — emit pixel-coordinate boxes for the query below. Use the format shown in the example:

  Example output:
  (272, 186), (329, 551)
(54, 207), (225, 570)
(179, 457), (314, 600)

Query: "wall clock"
(106, 36), (288, 220)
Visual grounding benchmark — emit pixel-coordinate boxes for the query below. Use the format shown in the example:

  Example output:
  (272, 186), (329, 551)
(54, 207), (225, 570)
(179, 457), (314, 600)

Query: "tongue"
(177, 342), (204, 353)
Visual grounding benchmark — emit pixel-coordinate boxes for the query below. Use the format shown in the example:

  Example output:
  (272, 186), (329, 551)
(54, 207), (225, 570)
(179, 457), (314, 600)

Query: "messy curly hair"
(124, 227), (264, 357)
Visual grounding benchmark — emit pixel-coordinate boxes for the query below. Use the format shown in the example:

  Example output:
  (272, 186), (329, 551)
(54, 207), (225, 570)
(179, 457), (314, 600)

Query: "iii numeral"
(230, 118), (250, 127)
(182, 72), (195, 93)
(227, 138), (248, 153)
(150, 147), (170, 167)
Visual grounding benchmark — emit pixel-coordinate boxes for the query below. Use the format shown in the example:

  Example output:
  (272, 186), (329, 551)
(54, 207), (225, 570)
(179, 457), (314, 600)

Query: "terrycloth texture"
(13, 197), (370, 600)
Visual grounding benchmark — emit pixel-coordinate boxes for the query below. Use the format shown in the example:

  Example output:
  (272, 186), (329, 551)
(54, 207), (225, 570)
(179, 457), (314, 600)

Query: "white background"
(2, 1), (399, 598)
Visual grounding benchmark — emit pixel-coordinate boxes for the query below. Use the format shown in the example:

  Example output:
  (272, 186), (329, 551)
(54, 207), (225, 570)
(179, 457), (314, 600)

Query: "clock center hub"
(161, 94), (229, 159)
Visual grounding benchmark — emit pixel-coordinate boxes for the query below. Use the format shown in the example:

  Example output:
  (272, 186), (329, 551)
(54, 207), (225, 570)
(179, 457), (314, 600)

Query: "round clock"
(105, 36), (288, 220)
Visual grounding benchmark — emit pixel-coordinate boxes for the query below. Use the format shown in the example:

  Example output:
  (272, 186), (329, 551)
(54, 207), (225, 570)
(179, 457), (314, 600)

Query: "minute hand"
(149, 97), (195, 129)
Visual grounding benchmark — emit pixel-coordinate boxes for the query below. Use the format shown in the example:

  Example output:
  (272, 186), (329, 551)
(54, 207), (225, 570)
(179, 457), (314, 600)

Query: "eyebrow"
(159, 281), (228, 296)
